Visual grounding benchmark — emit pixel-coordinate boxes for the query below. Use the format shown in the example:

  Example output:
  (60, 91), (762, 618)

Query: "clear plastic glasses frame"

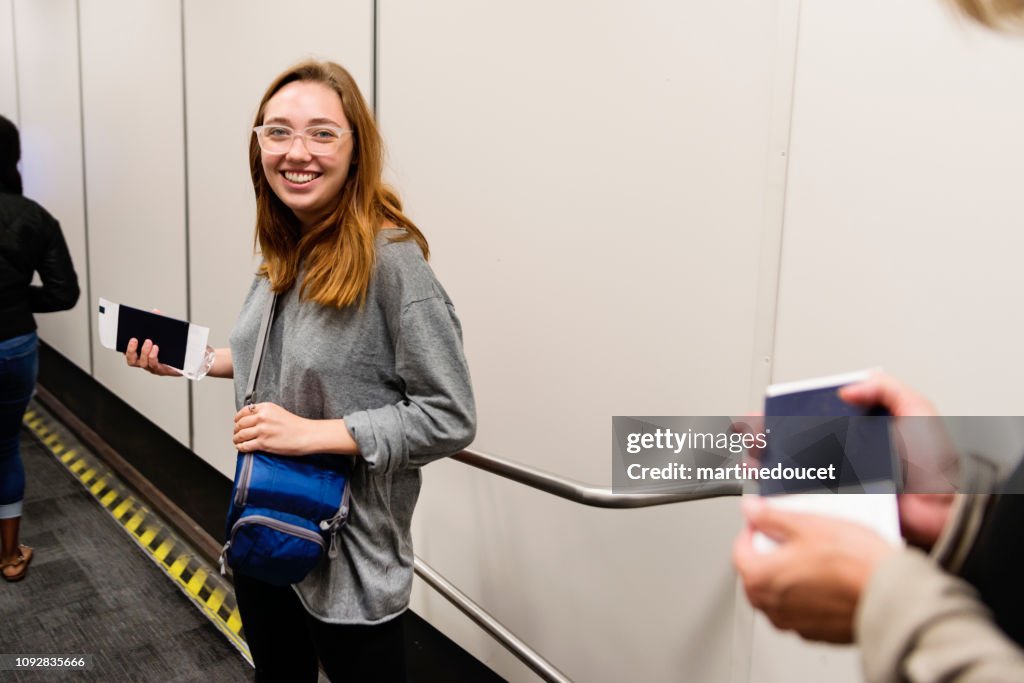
(252, 124), (353, 156)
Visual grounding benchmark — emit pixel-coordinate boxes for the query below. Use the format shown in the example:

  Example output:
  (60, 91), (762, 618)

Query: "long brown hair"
(951, 0), (1024, 27)
(250, 60), (428, 308)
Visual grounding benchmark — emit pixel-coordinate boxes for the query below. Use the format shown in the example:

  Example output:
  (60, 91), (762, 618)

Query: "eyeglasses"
(252, 124), (353, 156)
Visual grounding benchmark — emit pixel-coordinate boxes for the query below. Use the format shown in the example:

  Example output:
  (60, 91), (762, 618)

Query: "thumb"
(742, 497), (802, 543)
(838, 380), (881, 407)
(838, 372), (937, 417)
(838, 372), (894, 408)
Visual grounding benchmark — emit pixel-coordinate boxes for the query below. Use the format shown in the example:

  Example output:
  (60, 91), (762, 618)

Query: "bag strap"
(244, 292), (278, 406)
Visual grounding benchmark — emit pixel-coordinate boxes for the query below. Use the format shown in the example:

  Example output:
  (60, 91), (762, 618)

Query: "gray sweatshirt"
(228, 229), (476, 623)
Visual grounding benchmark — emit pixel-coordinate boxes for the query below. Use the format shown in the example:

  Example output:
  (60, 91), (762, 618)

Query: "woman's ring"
(248, 404), (256, 414)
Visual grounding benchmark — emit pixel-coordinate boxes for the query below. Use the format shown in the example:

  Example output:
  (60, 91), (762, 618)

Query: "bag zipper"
(219, 514), (326, 575)
(318, 484), (352, 559)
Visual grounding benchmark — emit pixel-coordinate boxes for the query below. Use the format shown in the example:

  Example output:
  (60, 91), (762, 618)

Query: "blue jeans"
(0, 332), (38, 519)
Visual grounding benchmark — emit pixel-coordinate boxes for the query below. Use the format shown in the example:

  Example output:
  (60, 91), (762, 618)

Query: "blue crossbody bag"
(220, 294), (352, 586)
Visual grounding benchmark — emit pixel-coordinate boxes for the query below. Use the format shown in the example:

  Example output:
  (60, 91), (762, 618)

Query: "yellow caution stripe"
(23, 402), (252, 663)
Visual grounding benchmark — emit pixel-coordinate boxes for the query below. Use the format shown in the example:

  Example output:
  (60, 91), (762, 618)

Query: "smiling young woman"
(231, 60), (473, 682)
(125, 60), (475, 683)
(249, 61), (429, 309)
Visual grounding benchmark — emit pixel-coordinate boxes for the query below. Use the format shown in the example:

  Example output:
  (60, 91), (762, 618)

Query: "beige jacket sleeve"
(856, 548), (1024, 683)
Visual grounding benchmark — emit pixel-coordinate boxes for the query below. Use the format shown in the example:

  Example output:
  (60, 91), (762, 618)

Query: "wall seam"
(746, 0), (804, 407)
(180, 0), (194, 451)
(765, 0), (804, 387)
(75, 0), (95, 377)
(736, 3), (804, 677)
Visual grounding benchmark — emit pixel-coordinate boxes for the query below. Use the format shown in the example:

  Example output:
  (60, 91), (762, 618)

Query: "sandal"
(1, 544), (33, 582)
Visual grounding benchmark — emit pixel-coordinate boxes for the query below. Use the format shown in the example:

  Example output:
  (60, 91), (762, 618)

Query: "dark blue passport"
(762, 371), (896, 495)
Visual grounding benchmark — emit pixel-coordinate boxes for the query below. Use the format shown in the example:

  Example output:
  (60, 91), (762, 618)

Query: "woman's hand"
(125, 337), (181, 377)
(233, 402), (317, 456)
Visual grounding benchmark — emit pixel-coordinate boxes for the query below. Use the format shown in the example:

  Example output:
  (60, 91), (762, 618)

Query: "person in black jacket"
(0, 114), (79, 582)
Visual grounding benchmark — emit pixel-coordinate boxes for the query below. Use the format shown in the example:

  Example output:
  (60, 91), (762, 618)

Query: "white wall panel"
(183, 0), (373, 477)
(12, 0), (90, 370)
(774, 0), (1024, 415)
(382, 2), (787, 680)
(79, 0), (189, 443)
(0, 0), (16, 121)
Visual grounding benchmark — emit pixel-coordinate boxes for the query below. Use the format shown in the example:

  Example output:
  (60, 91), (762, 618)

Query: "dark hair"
(0, 115), (22, 195)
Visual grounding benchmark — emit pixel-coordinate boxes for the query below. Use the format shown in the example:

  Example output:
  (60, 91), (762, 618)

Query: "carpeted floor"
(0, 431), (252, 682)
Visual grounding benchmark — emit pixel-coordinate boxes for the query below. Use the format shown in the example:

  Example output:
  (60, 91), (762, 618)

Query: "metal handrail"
(415, 448), (741, 682)
(451, 448), (744, 507)
(414, 556), (572, 683)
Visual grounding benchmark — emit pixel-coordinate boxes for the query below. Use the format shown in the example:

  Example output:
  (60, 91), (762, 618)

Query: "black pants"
(234, 572), (407, 683)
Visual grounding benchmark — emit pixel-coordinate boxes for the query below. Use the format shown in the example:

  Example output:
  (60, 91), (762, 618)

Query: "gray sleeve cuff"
(344, 406), (410, 475)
